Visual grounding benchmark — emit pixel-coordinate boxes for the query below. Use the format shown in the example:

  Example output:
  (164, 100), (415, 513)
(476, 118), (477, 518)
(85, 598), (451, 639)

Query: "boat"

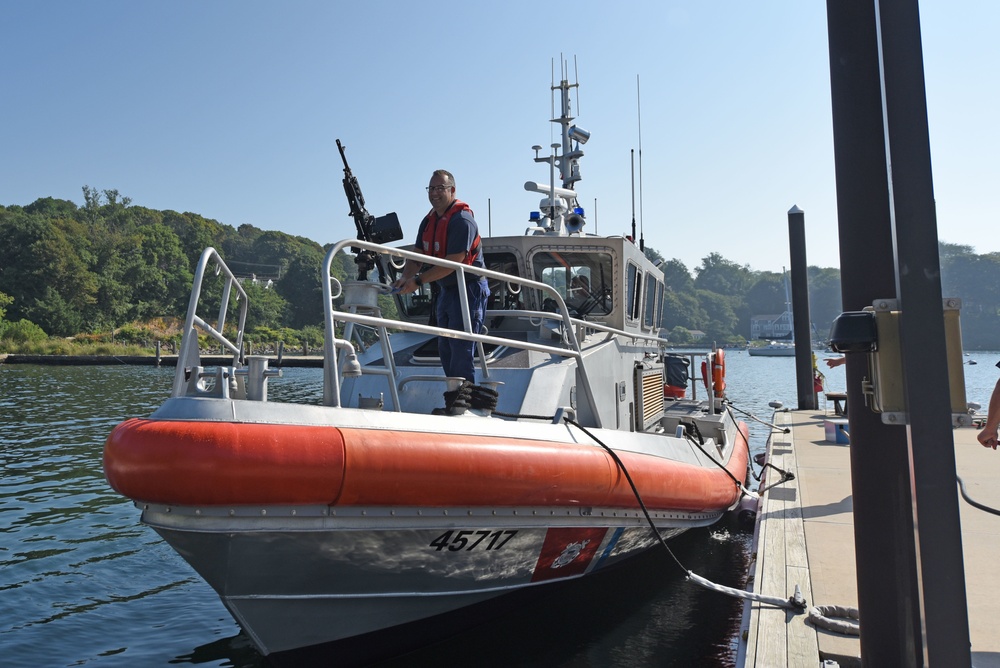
(103, 68), (751, 664)
(747, 340), (797, 357)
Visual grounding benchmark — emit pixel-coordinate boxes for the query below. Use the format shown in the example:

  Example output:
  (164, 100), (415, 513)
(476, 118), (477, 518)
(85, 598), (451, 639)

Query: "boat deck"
(739, 408), (1000, 667)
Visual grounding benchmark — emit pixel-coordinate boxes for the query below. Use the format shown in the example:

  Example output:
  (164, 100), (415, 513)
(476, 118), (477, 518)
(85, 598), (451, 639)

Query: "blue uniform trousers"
(435, 280), (489, 383)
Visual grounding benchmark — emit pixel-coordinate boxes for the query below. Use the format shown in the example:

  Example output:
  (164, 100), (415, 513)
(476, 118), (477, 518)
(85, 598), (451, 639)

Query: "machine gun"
(336, 139), (403, 282)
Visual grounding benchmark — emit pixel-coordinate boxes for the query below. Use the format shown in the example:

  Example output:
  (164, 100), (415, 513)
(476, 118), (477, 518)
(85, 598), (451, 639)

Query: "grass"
(0, 339), (157, 356)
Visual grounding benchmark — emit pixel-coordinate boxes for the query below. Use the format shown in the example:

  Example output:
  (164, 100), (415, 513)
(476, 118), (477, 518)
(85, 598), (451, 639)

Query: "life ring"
(807, 605), (860, 636)
(700, 349), (726, 398)
(713, 349), (726, 396)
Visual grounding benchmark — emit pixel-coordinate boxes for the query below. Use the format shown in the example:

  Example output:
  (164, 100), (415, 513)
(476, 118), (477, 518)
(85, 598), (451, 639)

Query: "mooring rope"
(807, 604), (860, 635)
(723, 404), (796, 494)
(723, 400), (790, 433)
(563, 416), (807, 612)
(680, 424), (759, 500)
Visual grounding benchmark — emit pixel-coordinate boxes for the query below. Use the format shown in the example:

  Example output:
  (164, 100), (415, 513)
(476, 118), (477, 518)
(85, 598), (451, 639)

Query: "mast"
(525, 58), (590, 236)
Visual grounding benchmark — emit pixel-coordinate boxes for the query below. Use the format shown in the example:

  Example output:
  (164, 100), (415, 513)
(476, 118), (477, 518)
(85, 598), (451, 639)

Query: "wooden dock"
(738, 408), (1000, 667)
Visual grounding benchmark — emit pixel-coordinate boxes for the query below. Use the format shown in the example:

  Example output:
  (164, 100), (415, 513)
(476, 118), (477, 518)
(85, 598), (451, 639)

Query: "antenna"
(574, 55), (580, 116)
(549, 58), (562, 142)
(488, 198), (492, 237)
(630, 149), (636, 244)
(637, 74), (645, 252)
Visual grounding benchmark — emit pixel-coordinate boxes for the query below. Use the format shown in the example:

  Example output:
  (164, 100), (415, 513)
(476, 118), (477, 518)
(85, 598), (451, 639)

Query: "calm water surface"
(2, 352), (996, 666)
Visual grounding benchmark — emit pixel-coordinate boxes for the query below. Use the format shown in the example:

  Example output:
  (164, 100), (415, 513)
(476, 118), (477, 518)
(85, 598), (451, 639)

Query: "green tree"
(745, 272), (787, 315)
(807, 267), (843, 340)
(0, 290), (12, 323)
(24, 197), (78, 218)
(0, 209), (97, 335)
(660, 258), (695, 292)
(278, 248), (326, 329)
(161, 210), (226, 268)
(668, 325), (693, 344)
(695, 289), (740, 343)
(940, 243), (1000, 349)
(660, 289), (706, 333)
(243, 278), (289, 331)
(694, 253), (755, 316)
(27, 286), (85, 335)
(119, 223), (194, 321)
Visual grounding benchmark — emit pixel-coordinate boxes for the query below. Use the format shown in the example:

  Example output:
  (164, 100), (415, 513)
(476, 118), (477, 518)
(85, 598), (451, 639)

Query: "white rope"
(807, 605), (860, 635)
(687, 572), (807, 611)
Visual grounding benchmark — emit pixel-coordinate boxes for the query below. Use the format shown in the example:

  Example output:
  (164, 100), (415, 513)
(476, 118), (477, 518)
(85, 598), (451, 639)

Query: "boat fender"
(736, 495), (758, 527)
(807, 605), (860, 636)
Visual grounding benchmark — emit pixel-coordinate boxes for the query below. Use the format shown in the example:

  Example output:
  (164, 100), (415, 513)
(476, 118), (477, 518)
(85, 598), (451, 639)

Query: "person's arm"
(825, 356), (846, 369)
(977, 378), (1000, 449)
(392, 253), (468, 294)
(392, 220), (429, 293)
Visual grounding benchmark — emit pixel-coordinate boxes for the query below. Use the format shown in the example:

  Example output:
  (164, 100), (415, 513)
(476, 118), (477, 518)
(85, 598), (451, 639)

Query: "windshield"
(530, 250), (614, 318)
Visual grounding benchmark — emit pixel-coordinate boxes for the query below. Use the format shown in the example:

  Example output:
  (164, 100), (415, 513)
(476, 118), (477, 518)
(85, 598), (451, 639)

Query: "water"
(2, 354), (997, 666)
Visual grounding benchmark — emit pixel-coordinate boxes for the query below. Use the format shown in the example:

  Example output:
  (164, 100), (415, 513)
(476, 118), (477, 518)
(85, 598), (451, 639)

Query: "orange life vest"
(420, 199), (481, 265)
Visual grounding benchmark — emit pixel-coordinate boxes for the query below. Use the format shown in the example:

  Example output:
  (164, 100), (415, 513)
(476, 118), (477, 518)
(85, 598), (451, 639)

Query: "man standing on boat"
(392, 170), (490, 405)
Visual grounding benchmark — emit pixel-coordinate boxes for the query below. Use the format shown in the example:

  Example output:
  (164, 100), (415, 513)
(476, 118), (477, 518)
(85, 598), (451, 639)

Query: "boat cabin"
(389, 234), (665, 339)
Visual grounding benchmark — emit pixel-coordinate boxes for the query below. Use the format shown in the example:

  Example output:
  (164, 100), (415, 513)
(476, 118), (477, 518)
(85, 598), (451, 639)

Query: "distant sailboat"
(749, 269), (798, 356)
(748, 341), (796, 357)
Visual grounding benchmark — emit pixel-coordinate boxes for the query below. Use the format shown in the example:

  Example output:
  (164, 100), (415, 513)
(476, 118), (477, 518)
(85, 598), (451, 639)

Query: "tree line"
(2, 189), (999, 350)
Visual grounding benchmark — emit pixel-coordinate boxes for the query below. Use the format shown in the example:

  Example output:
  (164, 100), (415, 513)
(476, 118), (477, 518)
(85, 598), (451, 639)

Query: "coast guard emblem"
(551, 540), (590, 568)
(531, 527), (607, 582)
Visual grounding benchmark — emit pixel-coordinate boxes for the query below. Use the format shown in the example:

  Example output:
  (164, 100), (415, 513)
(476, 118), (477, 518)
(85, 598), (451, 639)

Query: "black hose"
(957, 475), (1000, 516)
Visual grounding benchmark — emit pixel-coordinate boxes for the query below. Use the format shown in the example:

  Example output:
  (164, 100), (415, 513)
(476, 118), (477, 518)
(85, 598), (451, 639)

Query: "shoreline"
(0, 353), (323, 367)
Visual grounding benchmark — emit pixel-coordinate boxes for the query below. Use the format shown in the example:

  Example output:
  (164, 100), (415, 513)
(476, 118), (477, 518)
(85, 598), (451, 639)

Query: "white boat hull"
(747, 345), (797, 357)
(144, 504), (707, 657)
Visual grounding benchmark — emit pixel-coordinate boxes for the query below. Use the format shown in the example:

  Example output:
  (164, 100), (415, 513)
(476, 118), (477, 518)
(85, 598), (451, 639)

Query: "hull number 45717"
(429, 530), (518, 552)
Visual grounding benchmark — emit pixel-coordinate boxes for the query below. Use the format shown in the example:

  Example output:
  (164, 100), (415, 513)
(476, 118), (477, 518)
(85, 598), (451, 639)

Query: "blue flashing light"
(573, 207), (585, 216)
(529, 211), (541, 221)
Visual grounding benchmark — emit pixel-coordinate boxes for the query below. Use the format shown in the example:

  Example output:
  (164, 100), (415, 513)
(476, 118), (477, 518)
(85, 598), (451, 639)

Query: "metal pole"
(826, 0), (922, 664)
(788, 206), (814, 410)
(878, 0), (971, 664)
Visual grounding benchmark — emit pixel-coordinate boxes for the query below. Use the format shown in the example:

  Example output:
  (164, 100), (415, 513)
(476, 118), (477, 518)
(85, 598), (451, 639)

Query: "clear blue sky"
(2, 1), (996, 274)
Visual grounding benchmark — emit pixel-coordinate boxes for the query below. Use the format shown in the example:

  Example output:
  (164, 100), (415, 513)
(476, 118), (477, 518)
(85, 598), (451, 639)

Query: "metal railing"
(172, 247), (249, 398)
(171, 242), (687, 426)
(322, 239), (674, 426)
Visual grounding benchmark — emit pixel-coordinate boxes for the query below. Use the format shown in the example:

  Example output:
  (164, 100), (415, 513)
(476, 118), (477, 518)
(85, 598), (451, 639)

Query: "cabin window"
(643, 274), (658, 329)
(654, 281), (664, 332)
(483, 251), (522, 311)
(626, 262), (641, 323)
(530, 250), (614, 317)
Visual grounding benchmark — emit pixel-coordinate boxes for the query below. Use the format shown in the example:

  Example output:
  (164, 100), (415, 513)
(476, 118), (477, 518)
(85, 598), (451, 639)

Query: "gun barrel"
(337, 138), (351, 171)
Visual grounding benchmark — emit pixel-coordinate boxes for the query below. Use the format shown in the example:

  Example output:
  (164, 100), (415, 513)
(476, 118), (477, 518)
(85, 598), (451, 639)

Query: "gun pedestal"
(354, 250), (379, 281)
(339, 281), (401, 411)
(341, 281), (384, 315)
